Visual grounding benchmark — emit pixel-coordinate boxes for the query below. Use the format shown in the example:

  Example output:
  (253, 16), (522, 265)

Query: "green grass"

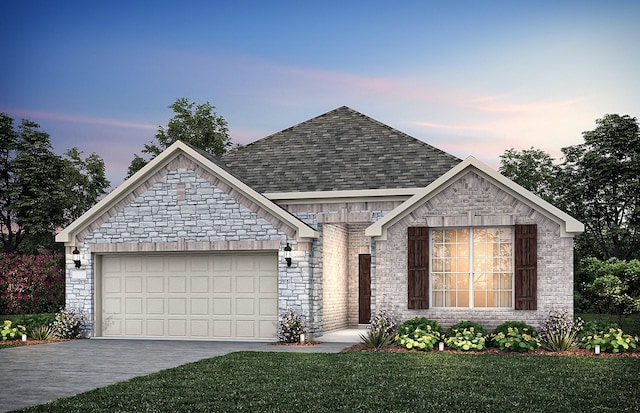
(15, 351), (640, 412)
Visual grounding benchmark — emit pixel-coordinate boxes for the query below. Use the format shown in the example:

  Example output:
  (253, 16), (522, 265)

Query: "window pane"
(457, 273), (469, 289)
(457, 244), (469, 257)
(432, 273), (444, 290)
(457, 291), (469, 307)
(432, 258), (443, 272)
(433, 244), (444, 258)
(433, 291), (444, 307)
(457, 229), (469, 242)
(474, 291), (487, 307)
(500, 273), (512, 289)
(500, 291), (512, 307)
(458, 257), (469, 272)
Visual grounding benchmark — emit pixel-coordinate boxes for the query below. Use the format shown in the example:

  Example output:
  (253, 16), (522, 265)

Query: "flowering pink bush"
(0, 251), (64, 314)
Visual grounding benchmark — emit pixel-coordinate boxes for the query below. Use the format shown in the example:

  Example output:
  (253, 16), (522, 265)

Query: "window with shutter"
(408, 226), (429, 309)
(514, 224), (537, 310)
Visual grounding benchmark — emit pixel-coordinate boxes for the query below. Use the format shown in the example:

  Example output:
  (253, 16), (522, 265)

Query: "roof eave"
(365, 156), (584, 240)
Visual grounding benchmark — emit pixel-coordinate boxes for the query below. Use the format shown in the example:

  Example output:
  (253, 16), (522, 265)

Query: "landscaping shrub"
(540, 310), (583, 352)
(370, 310), (398, 338)
(0, 251), (64, 314)
(395, 317), (443, 351)
(360, 310), (398, 350)
(444, 321), (488, 351)
(29, 325), (54, 340)
(13, 313), (56, 336)
(1, 320), (26, 340)
(578, 319), (618, 342)
(51, 308), (87, 339)
(277, 308), (308, 343)
(582, 327), (639, 353)
(491, 321), (541, 352)
(360, 327), (393, 350)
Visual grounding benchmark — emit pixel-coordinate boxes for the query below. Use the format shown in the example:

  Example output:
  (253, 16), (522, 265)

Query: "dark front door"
(359, 254), (371, 324)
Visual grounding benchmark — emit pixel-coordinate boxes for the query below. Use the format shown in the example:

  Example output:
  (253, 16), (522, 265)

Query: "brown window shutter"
(514, 224), (537, 310)
(408, 226), (429, 309)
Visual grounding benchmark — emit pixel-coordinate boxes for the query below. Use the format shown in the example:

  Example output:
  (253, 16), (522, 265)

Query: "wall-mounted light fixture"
(72, 247), (81, 269)
(284, 243), (292, 267)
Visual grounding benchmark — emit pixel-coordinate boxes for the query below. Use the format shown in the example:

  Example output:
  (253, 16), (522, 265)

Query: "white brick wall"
(374, 171), (575, 330)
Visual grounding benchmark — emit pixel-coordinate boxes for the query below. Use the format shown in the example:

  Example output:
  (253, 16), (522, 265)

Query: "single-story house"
(56, 106), (583, 340)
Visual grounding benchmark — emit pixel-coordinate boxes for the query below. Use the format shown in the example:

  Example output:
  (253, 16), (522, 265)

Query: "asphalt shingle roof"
(220, 106), (462, 193)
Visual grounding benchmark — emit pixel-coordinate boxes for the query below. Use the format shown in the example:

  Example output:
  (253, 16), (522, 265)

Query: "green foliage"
(0, 113), (110, 253)
(127, 98), (232, 178)
(0, 251), (64, 314)
(13, 313), (56, 335)
(499, 147), (559, 203)
(277, 308), (307, 343)
(540, 311), (584, 352)
(499, 114), (640, 263)
(444, 321), (488, 351)
(491, 321), (541, 352)
(582, 327), (639, 353)
(560, 114), (640, 261)
(395, 317), (442, 351)
(14, 352), (640, 412)
(29, 324), (54, 340)
(51, 308), (86, 339)
(360, 327), (393, 350)
(1, 319), (26, 340)
(576, 257), (640, 326)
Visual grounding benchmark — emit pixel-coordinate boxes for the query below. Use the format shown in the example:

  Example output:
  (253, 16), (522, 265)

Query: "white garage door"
(100, 252), (278, 340)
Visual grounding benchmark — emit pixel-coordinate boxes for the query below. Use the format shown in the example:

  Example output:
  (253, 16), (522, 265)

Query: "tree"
(498, 147), (559, 203)
(559, 114), (640, 261)
(62, 148), (110, 224)
(498, 114), (640, 262)
(126, 98), (231, 178)
(0, 113), (110, 253)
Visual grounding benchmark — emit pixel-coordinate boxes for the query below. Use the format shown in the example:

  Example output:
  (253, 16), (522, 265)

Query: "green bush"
(1, 320), (26, 340)
(444, 321), (488, 351)
(395, 317), (443, 351)
(13, 313), (55, 336)
(360, 327), (393, 350)
(582, 327), (639, 353)
(277, 308), (308, 343)
(51, 308), (87, 339)
(491, 321), (541, 352)
(540, 310), (583, 352)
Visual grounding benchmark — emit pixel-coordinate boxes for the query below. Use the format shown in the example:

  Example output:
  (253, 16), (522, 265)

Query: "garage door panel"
(147, 298), (164, 314)
(125, 277), (142, 293)
(168, 276), (186, 293)
(190, 298), (209, 315)
(147, 276), (164, 293)
(125, 319), (143, 335)
(236, 298), (255, 315)
(168, 298), (186, 315)
(168, 319), (187, 336)
(125, 298), (143, 314)
(213, 298), (232, 315)
(101, 252), (277, 339)
(212, 276), (231, 292)
(236, 277), (255, 293)
(147, 319), (164, 336)
(191, 276), (209, 293)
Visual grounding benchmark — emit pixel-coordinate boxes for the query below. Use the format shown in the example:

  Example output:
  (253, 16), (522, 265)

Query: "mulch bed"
(1, 338), (72, 347)
(341, 343), (640, 357)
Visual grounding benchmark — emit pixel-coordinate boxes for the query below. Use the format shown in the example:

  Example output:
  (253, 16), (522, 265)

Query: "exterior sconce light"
(284, 243), (292, 267)
(72, 247), (81, 269)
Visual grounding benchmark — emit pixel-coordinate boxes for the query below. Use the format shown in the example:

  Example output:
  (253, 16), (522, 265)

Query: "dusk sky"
(2, 1), (639, 186)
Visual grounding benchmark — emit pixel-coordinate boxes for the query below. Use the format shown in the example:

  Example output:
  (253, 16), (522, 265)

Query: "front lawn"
(16, 351), (640, 412)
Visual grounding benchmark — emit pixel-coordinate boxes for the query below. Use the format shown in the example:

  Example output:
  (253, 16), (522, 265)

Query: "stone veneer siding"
(374, 171), (575, 330)
(66, 164), (309, 337)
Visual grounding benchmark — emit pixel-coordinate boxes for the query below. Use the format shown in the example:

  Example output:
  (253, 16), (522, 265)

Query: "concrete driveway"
(0, 332), (359, 412)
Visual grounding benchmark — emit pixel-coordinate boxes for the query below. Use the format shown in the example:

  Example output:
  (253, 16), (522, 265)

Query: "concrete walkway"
(0, 330), (361, 412)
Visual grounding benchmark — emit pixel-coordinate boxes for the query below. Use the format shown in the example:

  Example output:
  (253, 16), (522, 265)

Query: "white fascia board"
(264, 188), (419, 204)
(365, 156), (584, 240)
(56, 141), (318, 245)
